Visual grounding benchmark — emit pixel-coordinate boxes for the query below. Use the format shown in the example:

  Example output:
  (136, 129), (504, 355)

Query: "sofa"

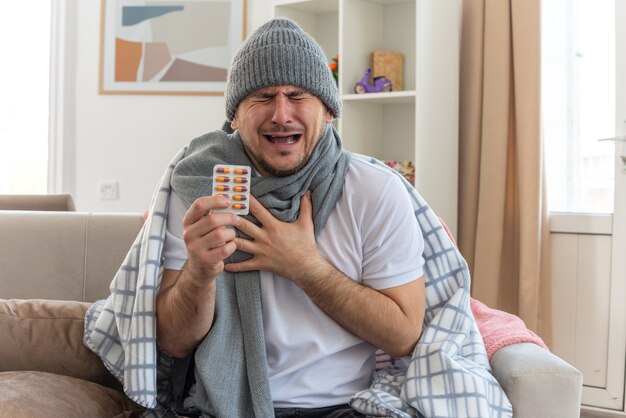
(0, 210), (583, 417)
(0, 193), (76, 211)
(0, 210), (144, 417)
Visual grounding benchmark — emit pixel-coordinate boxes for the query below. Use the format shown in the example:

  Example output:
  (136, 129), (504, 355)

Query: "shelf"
(274, 0), (339, 61)
(274, 0), (460, 236)
(342, 90), (416, 105)
(274, 0), (338, 14)
(367, 0), (415, 5)
(341, 0), (416, 94)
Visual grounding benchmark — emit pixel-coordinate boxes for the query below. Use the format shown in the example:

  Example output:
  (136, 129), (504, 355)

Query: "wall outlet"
(99, 181), (119, 200)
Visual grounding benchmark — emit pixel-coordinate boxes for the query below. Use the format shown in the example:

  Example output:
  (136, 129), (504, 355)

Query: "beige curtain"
(459, 0), (552, 344)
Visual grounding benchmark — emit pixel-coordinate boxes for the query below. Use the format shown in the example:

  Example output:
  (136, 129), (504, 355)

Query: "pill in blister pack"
(211, 164), (251, 215)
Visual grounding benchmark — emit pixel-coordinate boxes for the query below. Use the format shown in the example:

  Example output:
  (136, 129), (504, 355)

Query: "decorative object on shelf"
(354, 68), (392, 94)
(384, 160), (415, 185)
(329, 54), (339, 85)
(99, 0), (246, 95)
(371, 51), (404, 91)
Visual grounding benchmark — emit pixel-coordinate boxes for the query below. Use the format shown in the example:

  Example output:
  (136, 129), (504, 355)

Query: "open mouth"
(265, 134), (301, 145)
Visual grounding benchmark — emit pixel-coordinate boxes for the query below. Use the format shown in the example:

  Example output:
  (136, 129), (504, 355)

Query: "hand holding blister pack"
(211, 164), (251, 215)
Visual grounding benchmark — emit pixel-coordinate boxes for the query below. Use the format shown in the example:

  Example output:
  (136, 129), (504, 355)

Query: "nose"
(271, 96), (293, 125)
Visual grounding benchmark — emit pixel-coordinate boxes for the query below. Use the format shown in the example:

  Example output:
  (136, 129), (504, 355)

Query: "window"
(0, 4), (51, 194)
(542, 0), (615, 214)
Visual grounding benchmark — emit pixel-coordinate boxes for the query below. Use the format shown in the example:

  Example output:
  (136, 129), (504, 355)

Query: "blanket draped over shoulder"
(348, 157), (512, 417)
(84, 126), (512, 417)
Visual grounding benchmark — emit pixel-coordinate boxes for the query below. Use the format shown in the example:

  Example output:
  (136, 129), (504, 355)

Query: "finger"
(235, 215), (263, 239)
(248, 195), (275, 225)
(223, 258), (257, 273)
(297, 190), (314, 225)
(233, 236), (257, 255)
(206, 226), (238, 248)
(200, 240), (237, 264)
(184, 195), (231, 226)
(206, 241), (237, 263)
(185, 225), (237, 256)
(187, 241), (237, 277)
(183, 212), (239, 244)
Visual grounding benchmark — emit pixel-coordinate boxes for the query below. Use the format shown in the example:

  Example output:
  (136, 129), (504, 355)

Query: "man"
(156, 18), (426, 417)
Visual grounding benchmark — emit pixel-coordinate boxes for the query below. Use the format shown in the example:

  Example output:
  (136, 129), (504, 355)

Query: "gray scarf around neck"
(170, 124), (351, 417)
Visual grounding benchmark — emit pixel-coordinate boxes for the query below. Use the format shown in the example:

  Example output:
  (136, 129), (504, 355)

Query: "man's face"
(231, 85), (333, 177)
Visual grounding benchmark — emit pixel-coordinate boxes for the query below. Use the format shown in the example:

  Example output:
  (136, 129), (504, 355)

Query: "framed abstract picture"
(99, 0), (246, 95)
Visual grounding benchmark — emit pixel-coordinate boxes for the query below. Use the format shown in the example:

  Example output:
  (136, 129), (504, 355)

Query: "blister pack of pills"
(211, 164), (251, 215)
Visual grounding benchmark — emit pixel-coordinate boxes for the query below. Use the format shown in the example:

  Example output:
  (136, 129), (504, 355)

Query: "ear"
(325, 108), (333, 123)
(231, 116), (238, 130)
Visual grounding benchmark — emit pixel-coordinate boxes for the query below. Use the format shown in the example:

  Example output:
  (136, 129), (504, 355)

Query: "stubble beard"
(256, 153), (307, 177)
(252, 121), (329, 177)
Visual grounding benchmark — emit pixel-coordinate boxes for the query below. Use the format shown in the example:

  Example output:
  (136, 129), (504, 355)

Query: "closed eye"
(286, 91), (314, 101)
(251, 95), (274, 103)
(287, 90), (308, 96)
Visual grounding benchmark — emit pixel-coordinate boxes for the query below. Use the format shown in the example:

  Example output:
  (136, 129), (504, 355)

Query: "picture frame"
(99, 0), (246, 95)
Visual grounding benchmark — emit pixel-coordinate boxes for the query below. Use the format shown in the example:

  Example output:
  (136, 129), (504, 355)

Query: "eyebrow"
(251, 88), (311, 99)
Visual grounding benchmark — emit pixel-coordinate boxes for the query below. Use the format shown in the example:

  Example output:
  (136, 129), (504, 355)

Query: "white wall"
(59, 0), (273, 212)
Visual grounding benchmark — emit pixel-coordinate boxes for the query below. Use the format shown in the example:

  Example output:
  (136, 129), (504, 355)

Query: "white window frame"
(48, 0), (72, 195)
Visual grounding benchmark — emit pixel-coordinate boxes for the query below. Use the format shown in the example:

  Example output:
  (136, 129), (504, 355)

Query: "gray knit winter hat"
(225, 18), (340, 121)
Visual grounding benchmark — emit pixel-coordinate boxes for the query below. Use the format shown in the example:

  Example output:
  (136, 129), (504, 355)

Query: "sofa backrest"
(0, 194), (76, 211)
(0, 211), (144, 302)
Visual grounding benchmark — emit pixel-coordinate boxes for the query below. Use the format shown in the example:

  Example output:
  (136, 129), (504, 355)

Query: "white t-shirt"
(163, 154), (425, 408)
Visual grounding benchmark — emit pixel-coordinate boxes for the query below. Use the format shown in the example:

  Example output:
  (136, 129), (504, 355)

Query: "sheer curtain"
(458, 0), (552, 343)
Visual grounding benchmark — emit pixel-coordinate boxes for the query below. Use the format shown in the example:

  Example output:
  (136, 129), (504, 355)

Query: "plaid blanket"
(84, 149), (512, 417)
(349, 157), (512, 417)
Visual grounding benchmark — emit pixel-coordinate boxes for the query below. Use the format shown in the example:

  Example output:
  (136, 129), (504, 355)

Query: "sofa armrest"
(490, 342), (582, 418)
(0, 299), (121, 391)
